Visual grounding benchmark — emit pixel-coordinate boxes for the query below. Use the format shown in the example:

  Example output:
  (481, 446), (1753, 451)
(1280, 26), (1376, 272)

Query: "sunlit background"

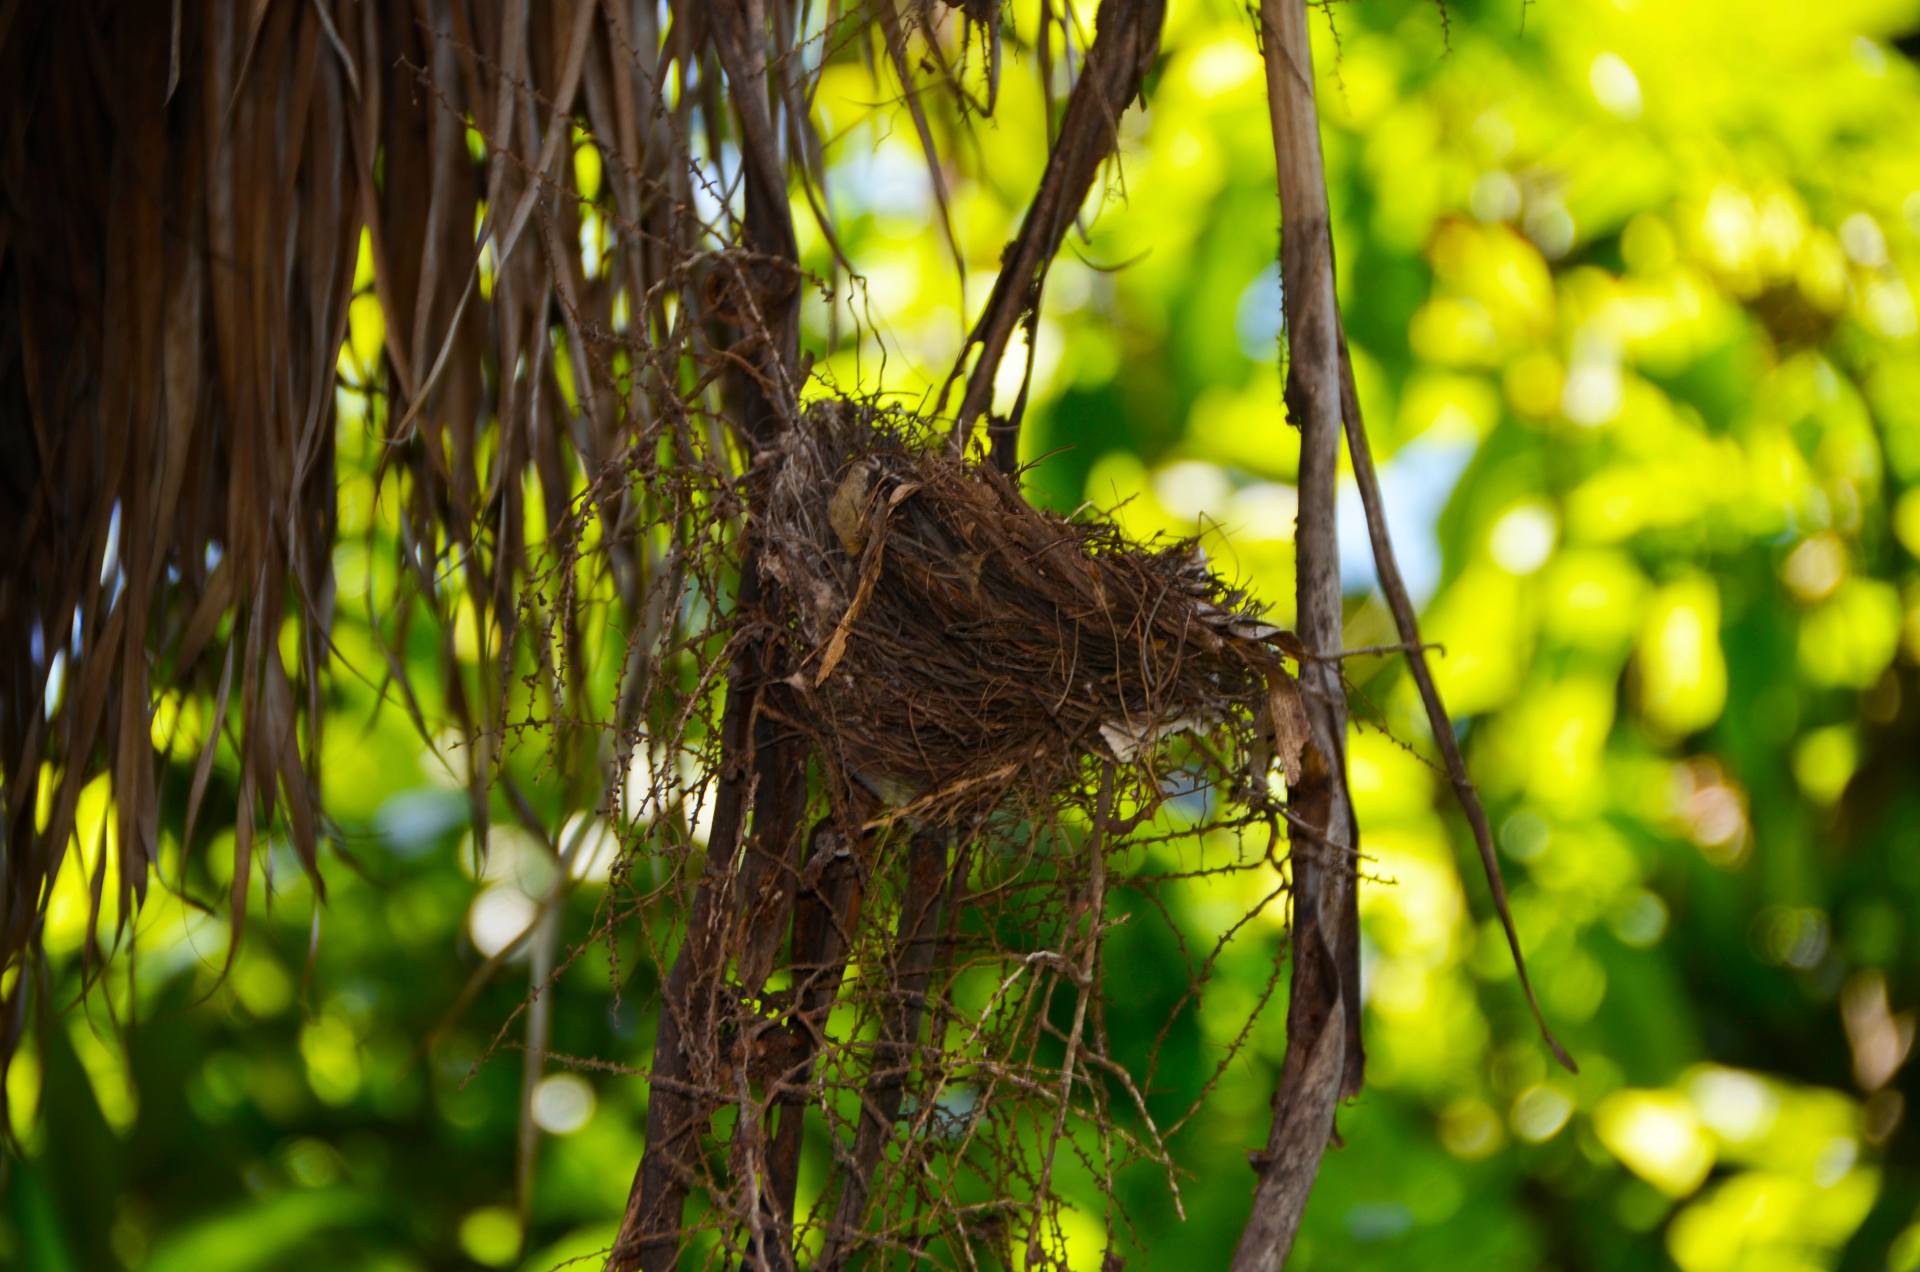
(7, 0), (1920, 1267)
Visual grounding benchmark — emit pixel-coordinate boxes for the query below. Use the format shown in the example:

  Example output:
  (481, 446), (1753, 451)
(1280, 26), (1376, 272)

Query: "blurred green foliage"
(7, 0), (1920, 1268)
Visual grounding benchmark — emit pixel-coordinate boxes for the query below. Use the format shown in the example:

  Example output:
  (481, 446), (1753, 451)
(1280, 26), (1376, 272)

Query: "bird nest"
(760, 400), (1312, 827)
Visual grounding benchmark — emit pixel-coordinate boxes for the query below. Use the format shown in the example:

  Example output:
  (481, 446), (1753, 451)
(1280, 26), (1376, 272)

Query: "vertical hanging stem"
(1335, 336), (1573, 1071)
(513, 905), (558, 1246)
(761, 822), (867, 1262)
(611, 567), (769, 1272)
(1231, 3), (1363, 1269)
(820, 827), (951, 1267)
(1027, 762), (1113, 1267)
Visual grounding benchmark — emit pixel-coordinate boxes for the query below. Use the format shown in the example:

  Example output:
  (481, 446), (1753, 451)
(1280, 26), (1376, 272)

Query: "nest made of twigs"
(760, 400), (1311, 826)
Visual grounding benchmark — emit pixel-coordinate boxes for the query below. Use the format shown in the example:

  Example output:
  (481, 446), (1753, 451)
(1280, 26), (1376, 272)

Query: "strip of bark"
(1231, 3), (1362, 1269)
(942, 0), (1165, 474)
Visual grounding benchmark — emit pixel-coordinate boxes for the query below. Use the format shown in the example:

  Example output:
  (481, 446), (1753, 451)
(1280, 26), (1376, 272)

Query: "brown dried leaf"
(1266, 670), (1311, 787)
(828, 461), (873, 556)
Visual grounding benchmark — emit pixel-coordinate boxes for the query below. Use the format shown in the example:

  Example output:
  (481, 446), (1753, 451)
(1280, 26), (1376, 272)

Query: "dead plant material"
(761, 399), (1311, 829)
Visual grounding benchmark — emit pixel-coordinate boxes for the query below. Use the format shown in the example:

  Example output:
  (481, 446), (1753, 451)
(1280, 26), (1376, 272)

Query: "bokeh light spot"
(532, 1073), (596, 1135)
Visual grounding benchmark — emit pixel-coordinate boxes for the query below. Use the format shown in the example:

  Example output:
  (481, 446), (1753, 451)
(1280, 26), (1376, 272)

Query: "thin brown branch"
(875, 0), (966, 282)
(1335, 332), (1574, 1073)
(940, 0), (1165, 475)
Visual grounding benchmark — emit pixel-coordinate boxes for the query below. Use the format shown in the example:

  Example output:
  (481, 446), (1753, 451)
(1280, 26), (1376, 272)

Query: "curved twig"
(1336, 330), (1575, 1073)
(939, 0), (1166, 475)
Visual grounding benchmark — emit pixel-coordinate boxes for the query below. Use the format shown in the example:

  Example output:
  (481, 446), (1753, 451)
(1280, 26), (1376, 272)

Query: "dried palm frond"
(2, 0), (360, 1007)
(0, 0), (720, 1006)
(0, 0), (1031, 1027)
